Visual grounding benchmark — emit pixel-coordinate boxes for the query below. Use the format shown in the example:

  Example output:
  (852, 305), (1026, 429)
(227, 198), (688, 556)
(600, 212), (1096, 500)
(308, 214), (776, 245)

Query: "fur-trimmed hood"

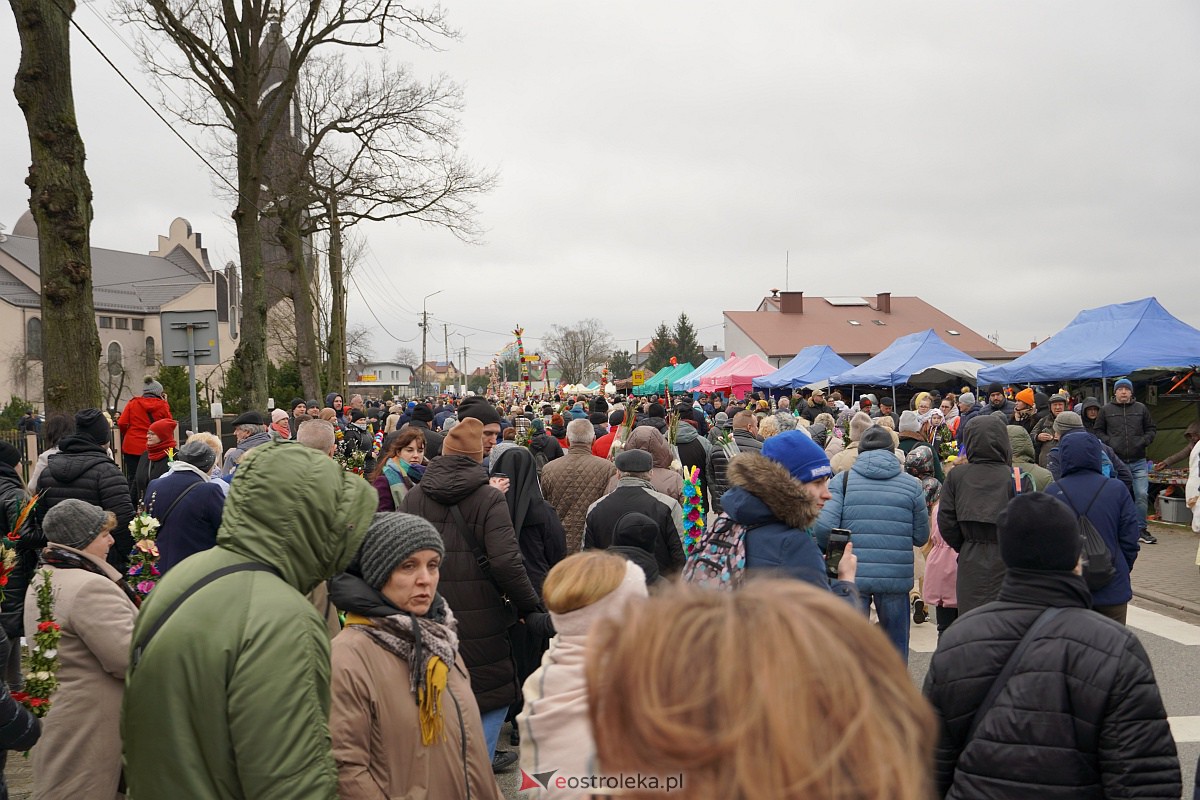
(723, 452), (823, 531)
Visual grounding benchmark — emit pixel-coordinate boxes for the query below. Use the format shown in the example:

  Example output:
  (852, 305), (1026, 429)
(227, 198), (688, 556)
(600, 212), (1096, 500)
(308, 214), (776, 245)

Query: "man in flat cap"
(221, 411), (272, 477)
(583, 448), (685, 575)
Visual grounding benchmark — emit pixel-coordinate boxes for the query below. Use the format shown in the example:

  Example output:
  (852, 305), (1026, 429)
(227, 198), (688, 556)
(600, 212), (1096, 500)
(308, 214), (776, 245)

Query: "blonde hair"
(542, 552), (629, 615)
(185, 432), (223, 469)
(586, 581), (934, 800)
(100, 511), (118, 534)
(758, 415), (782, 440)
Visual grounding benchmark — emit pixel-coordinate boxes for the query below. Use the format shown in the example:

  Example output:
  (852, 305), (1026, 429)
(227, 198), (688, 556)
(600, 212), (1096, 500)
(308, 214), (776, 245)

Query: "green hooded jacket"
(122, 439), (376, 799)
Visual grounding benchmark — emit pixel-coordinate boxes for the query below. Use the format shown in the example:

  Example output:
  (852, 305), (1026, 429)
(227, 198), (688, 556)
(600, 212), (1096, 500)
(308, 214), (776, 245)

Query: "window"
(26, 318), (42, 359)
(145, 336), (156, 367)
(131, 318), (144, 331)
(107, 341), (123, 376)
(116, 317), (129, 330)
(848, 320), (861, 326)
(98, 316), (113, 328)
(946, 330), (961, 336)
(216, 272), (229, 323)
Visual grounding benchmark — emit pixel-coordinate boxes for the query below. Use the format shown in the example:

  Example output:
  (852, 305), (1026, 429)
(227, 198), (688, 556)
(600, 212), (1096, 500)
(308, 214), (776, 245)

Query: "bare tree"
(10, 0), (102, 413)
(292, 55), (495, 398)
(393, 347), (419, 366)
(117, 0), (455, 410)
(541, 320), (615, 386)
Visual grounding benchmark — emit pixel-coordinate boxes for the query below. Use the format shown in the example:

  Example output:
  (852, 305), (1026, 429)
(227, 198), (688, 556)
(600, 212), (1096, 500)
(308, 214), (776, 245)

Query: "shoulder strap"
(450, 504), (516, 610)
(130, 562), (278, 670)
(838, 470), (849, 529)
(1012, 466), (1022, 493)
(149, 478), (204, 526)
(965, 607), (1064, 741)
(450, 503), (492, 577)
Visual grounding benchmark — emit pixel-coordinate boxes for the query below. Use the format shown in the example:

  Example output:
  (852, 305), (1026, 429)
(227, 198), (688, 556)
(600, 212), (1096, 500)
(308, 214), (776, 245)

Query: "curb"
(1132, 587), (1200, 618)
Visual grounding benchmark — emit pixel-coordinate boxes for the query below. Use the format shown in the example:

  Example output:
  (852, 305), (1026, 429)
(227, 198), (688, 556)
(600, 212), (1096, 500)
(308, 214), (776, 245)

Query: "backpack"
(682, 513), (751, 590)
(532, 450), (549, 475)
(1055, 483), (1116, 592)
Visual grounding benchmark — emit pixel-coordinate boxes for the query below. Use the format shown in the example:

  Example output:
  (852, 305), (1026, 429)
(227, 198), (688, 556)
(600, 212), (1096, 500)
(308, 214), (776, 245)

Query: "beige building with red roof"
(724, 291), (1014, 367)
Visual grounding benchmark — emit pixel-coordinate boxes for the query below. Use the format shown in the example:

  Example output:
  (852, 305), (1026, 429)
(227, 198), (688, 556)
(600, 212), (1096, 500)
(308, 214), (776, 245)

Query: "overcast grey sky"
(3, 1), (1198, 370)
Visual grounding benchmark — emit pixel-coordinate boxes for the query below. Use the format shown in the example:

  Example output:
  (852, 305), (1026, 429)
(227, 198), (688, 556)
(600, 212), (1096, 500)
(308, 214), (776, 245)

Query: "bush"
(0, 396), (34, 431)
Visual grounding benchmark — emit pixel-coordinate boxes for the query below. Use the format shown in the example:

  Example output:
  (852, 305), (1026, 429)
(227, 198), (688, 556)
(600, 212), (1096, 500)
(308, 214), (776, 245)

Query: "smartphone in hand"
(825, 528), (851, 579)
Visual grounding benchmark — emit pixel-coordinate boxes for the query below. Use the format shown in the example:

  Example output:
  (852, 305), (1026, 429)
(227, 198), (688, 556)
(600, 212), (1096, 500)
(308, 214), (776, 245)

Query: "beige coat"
(25, 543), (137, 800)
(330, 625), (503, 800)
(541, 443), (618, 553)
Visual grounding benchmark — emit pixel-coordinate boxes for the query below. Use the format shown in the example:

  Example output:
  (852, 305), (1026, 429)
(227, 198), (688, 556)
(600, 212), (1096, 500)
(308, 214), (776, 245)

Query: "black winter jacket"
(705, 429), (763, 513)
(924, 569), (1180, 800)
(399, 455), (540, 713)
(583, 478), (686, 575)
(0, 467), (35, 639)
(34, 435), (135, 571)
(1095, 399), (1156, 462)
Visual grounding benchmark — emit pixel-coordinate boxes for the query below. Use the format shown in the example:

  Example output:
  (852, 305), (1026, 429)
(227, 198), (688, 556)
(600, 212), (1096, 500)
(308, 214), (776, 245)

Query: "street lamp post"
(419, 290), (442, 398)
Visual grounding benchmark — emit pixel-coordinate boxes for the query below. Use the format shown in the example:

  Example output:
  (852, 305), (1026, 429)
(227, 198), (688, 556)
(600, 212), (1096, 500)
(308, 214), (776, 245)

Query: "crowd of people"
(0, 375), (1196, 799)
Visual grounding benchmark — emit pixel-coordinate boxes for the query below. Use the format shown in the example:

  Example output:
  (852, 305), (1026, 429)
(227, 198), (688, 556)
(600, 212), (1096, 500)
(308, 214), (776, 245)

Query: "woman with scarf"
(370, 429), (426, 512)
(133, 418), (178, 506)
(25, 499), (140, 799)
(329, 513), (502, 800)
(269, 408), (291, 439)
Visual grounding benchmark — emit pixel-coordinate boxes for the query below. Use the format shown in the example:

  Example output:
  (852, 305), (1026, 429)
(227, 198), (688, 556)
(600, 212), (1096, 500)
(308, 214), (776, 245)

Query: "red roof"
(725, 292), (1011, 360)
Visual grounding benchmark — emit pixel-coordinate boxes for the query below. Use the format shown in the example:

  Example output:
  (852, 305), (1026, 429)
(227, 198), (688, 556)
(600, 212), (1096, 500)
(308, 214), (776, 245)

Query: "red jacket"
(592, 428), (618, 459)
(118, 395), (173, 454)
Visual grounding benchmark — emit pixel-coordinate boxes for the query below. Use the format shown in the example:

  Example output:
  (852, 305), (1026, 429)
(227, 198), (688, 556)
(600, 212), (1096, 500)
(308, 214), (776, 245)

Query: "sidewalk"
(1132, 520), (1200, 616)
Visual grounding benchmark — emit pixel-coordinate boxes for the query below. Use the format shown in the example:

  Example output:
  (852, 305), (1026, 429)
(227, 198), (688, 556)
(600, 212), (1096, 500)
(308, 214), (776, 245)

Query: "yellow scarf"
(346, 612), (450, 746)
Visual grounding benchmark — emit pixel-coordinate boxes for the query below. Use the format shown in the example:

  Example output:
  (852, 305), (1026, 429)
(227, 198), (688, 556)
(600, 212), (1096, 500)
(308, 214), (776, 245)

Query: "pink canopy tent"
(715, 354), (775, 397)
(696, 355), (744, 393)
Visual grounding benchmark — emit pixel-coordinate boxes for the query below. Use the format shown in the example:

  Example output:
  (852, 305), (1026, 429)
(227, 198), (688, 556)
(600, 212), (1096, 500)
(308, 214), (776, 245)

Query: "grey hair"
(566, 418), (595, 445)
(235, 423), (266, 436)
(296, 419), (336, 454)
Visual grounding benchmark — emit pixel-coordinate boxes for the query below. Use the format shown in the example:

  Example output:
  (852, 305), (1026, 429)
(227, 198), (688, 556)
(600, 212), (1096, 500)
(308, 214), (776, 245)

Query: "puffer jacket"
(35, 435), (135, 571)
(719, 453), (857, 604)
(399, 454), (541, 713)
(1045, 433), (1140, 607)
(1095, 398), (1156, 462)
(814, 449), (929, 595)
(118, 393), (172, 455)
(0, 464), (36, 639)
(1007, 426), (1053, 491)
(706, 428), (763, 512)
(924, 569), (1180, 800)
(540, 443), (618, 554)
(122, 439), (377, 800)
(604, 426), (683, 505)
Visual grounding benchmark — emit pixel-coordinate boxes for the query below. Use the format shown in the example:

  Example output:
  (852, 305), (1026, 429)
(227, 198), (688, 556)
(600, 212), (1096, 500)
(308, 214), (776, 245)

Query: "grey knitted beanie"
(176, 439), (217, 474)
(43, 499), (110, 551)
(359, 513), (445, 590)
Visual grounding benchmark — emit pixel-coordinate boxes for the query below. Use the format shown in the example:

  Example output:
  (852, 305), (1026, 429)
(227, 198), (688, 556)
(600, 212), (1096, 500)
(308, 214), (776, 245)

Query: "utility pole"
(443, 323), (450, 367)
(420, 291), (442, 398)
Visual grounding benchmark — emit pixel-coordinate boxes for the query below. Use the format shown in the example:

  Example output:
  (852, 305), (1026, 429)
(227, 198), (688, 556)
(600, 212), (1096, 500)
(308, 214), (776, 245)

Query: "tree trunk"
(10, 0), (102, 414)
(326, 199), (347, 398)
(279, 214), (322, 400)
(231, 137), (269, 411)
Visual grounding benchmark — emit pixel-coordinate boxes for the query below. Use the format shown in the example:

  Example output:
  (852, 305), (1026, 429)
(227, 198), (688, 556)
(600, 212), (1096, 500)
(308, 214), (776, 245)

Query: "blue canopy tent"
(753, 346), (854, 390)
(831, 329), (987, 388)
(672, 357), (725, 392)
(977, 298), (1200, 385)
(585, 381), (600, 391)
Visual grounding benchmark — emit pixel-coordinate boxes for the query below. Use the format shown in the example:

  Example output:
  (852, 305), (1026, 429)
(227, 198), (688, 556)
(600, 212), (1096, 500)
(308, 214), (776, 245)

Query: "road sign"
(631, 369), (646, 386)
